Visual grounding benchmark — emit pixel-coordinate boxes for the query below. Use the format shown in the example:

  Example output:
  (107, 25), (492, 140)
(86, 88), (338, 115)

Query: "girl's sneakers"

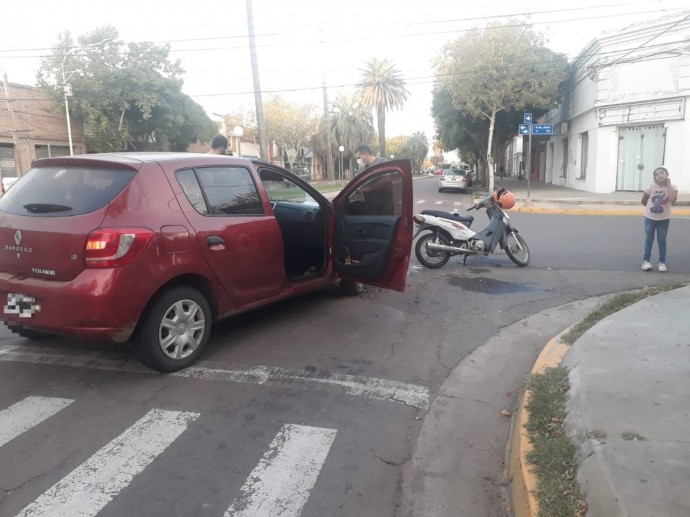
(658, 263), (667, 272)
(641, 261), (653, 271)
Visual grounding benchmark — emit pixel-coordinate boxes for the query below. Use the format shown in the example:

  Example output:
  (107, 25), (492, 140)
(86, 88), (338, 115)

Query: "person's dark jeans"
(643, 217), (670, 263)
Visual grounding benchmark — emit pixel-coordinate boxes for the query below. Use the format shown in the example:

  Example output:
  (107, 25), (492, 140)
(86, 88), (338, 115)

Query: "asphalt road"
(1, 176), (688, 517)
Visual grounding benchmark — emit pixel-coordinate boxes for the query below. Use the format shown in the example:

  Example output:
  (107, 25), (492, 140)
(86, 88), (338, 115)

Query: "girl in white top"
(640, 166), (678, 272)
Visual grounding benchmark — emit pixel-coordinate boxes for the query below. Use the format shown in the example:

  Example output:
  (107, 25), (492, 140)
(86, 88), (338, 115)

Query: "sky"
(1, 0), (688, 148)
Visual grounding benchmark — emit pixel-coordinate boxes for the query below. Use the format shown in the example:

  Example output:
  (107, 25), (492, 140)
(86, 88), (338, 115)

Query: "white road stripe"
(0, 345), (430, 409)
(0, 396), (73, 448)
(225, 424), (337, 517)
(16, 409), (198, 517)
(416, 199), (425, 204)
(434, 201), (443, 205)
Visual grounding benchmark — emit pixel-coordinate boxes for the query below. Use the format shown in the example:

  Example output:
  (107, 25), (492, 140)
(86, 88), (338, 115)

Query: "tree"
(404, 131), (429, 173)
(331, 93), (374, 178)
(36, 27), (216, 152)
(434, 21), (569, 191)
(263, 96), (320, 169)
(356, 58), (409, 158)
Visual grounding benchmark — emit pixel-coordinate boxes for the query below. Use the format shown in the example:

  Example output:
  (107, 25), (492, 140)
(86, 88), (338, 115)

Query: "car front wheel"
(137, 286), (212, 372)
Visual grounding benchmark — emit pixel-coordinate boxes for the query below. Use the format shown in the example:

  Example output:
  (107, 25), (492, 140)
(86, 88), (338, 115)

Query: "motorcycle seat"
(421, 209), (474, 225)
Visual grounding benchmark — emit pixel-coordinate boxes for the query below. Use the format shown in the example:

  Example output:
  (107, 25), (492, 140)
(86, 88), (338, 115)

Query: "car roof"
(32, 152), (256, 171)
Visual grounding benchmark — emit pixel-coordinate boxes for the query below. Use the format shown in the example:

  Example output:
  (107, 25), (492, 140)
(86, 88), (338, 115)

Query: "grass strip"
(561, 284), (683, 345)
(525, 367), (586, 517)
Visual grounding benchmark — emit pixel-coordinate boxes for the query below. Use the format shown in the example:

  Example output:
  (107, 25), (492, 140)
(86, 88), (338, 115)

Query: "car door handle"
(206, 236), (224, 246)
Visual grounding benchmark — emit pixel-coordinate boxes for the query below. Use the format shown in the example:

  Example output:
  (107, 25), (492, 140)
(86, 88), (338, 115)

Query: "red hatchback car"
(0, 153), (413, 372)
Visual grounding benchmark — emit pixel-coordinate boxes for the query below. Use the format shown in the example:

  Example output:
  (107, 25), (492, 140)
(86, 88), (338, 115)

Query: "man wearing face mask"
(355, 145), (387, 175)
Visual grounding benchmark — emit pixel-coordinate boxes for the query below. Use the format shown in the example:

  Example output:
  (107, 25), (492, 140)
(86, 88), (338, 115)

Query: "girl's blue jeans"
(643, 217), (670, 263)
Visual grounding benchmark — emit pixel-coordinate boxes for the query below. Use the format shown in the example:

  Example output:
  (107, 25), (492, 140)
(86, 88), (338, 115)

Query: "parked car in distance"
(438, 167), (470, 193)
(0, 154), (413, 372)
(293, 167), (311, 182)
(283, 167), (310, 187)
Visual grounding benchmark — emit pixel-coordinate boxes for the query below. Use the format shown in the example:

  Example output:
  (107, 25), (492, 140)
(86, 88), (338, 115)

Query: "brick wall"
(0, 82), (82, 176)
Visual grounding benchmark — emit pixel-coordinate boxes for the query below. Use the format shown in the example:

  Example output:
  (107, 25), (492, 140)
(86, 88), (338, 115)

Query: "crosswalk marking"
(225, 424), (337, 517)
(16, 409), (199, 517)
(0, 345), (430, 409)
(0, 396), (73, 448)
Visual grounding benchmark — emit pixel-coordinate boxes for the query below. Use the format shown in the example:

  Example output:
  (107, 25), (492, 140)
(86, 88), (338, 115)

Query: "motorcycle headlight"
(413, 214), (426, 224)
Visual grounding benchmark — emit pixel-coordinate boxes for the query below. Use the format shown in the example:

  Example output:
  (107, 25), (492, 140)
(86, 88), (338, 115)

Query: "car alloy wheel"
(137, 286), (211, 372)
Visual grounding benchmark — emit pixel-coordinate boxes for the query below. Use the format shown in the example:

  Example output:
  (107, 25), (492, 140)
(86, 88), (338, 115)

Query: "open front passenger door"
(332, 159), (413, 292)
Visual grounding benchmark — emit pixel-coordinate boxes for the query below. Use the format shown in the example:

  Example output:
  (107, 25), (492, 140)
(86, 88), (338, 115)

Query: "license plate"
(4, 293), (41, 318)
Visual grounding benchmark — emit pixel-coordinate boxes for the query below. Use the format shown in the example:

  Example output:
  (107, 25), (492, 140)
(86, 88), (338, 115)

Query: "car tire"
(438, 188), (443, 193)
(5, 323), (52, 340)
(136, 286), (212, 373)
(339, 280), (364, 296)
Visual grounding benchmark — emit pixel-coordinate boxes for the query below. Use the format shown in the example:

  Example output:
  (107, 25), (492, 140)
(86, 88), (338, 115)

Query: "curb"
(512, 206), (690, 216)
(508, 327), (573, 517)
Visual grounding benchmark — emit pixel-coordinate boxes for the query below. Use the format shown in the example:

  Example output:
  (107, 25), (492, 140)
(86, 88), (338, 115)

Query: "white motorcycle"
(413, 188), (530, 268)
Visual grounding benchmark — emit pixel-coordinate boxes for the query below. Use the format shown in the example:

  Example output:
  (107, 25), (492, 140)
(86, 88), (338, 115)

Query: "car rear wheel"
(137, 286), (212, 372)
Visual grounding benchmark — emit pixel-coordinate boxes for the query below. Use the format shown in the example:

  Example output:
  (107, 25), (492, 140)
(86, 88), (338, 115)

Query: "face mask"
(357, 158), (364, 167)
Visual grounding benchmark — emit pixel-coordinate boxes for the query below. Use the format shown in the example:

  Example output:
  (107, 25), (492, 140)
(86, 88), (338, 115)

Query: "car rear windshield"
(0, 166), (135, 217)
(445, 169), (465, 176)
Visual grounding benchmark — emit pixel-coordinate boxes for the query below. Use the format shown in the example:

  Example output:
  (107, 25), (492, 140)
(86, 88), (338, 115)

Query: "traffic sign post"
(515, 117), (555, 205)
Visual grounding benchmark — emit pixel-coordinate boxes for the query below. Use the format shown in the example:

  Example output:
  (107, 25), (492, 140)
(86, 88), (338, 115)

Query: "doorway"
(616, 125), (666, 191)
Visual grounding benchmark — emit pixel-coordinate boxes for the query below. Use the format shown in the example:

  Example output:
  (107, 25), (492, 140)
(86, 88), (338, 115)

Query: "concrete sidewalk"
(510, 286), (690, 517)
(483, 177), (690, 216)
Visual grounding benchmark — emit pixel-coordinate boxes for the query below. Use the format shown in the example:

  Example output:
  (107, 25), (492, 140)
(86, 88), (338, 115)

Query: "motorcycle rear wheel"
(415, 232), (451, 268)
(505, 232), (530, 266)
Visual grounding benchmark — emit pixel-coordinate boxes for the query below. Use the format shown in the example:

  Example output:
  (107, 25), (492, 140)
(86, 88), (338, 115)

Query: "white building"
(539, 11), (690, 193)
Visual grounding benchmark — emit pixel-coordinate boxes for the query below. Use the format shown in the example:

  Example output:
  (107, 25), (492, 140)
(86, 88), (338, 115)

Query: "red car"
(0, 154), (412, 372)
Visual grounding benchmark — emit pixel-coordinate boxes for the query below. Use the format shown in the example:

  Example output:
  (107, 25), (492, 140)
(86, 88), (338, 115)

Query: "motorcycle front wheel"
(415, 232), (452, 268)
(505, 231), (530, 266)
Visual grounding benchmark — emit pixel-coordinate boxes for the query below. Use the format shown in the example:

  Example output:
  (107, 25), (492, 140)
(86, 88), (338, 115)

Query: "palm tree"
(405, 131), (429, 173)
(331, 93), (374, 178)
(356, 58), (409, 157)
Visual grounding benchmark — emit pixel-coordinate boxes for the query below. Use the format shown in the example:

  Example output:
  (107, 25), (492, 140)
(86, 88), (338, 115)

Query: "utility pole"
(245, 0), (268, 162)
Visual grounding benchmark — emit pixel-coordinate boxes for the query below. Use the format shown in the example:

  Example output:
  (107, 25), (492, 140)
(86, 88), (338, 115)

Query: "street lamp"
(338, 145), (344, 181)
(61, 38), (112, 155)
(232, 126), (244, 157)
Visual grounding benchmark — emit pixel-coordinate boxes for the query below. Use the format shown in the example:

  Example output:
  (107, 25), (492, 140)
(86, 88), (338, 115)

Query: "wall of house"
(0, 83), (82, 180)
(543, 13), (690, 193)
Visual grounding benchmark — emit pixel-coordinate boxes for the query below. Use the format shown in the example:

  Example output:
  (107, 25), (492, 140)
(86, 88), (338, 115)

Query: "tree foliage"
(356, 58), (409, 157)
(384, 132), (429, 173)
(330, 93), (374, 178)
(263, 95), (320, 169)
(36, 27), (216, 152)
(434, 21), (569, 189)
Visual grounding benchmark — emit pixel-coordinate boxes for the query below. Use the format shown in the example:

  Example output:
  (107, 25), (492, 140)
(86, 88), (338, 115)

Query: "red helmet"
(493, 189), (516, 209)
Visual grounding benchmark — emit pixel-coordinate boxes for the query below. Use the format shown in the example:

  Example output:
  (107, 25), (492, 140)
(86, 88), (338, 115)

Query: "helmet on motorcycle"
(493, 190), (516, 209)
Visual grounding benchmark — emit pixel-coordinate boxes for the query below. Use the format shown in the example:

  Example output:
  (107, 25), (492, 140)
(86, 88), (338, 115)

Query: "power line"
(0, 5), (685, 60)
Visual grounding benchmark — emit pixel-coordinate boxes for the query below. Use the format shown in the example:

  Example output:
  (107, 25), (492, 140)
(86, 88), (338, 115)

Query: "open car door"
(332, 159), (413, 292)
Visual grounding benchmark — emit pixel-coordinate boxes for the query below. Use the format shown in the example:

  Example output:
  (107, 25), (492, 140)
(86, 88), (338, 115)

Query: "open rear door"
(332, 159), (413, 292)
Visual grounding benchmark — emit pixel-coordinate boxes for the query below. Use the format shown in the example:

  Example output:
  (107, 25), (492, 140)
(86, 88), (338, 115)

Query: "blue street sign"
(518, 124), (529, 135)
(531, 124), (554, 135)
(523, 113), (532, 124)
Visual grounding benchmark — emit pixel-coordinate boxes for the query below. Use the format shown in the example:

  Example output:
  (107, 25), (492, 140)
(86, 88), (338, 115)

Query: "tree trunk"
(486, 108), (497, 192)
(377, 106), (386, 157)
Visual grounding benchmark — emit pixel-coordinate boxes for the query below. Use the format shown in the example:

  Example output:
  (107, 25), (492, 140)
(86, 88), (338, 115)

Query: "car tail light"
(440, 175), (446, 181)
(84, 228), (154, 268)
